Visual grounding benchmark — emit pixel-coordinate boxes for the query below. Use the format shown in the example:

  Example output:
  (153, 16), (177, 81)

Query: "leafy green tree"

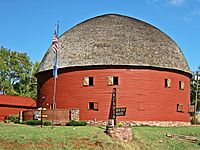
(14, 61), (40, 100)
(0, 46), (39, 100)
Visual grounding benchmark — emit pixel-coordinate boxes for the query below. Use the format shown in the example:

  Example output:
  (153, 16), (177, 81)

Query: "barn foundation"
(87, 120), (191, 127)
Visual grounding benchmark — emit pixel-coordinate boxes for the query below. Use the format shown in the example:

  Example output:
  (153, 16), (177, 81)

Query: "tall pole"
(52, 60), (57, 128)
(41, 109), (43, 128)
(52, 22), (59, 129)
(194, 71), (199, 125)
(57, 21), (59, 36)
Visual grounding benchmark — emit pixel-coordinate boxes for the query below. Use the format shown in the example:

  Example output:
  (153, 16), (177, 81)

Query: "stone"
(87, 120), (191, 127)
(166, 134), (198, 143)
(106, 126), (132, 142)
(70, 109), (79, 121)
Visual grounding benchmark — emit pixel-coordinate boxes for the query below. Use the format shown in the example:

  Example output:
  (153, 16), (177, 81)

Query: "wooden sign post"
(109, 88), (117, 125)
(38, 107), (46, 128)
(109, 88), (127, 126)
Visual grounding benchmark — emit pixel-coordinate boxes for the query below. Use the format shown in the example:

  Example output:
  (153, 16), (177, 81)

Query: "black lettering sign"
(116, 107), (126, 116)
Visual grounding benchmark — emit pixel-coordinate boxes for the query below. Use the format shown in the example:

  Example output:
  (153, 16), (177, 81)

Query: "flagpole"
(52, 22), (59, 129)
(57, 21), (59, 36)
(52, 55), (57, 129)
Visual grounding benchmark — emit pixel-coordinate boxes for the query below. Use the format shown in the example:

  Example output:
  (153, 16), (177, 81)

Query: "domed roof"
(37, 14), (191, 74)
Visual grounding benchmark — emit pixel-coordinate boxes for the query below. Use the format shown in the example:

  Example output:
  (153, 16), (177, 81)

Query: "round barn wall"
(36, 14), (192, 124)
(37, 67), (190, 122)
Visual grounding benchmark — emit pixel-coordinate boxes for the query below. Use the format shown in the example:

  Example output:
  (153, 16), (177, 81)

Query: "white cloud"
(146, 0), (160, 4)
(183, 9), (200, 22)
(167, 0), (185, 6)
(146, 0), (185, 6)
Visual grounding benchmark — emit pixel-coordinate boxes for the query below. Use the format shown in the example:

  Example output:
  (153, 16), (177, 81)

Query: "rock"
(159, 140), (163, 143)
(106, 126), (132, 142)
(87, 120), (191, 127)
(166, 134), (198, 143)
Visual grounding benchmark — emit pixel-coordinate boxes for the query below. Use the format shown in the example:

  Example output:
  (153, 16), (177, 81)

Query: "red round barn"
(36, 14), (191, 124)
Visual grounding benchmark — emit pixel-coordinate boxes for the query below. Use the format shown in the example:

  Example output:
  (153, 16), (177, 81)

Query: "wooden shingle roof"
(37, 14), (191, 74)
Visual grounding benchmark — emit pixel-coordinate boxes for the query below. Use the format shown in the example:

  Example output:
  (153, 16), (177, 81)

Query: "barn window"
(83, 77), (93, 86)
(107, 76), (119, 86)
(177, 104), (183, 112)
(88, 102), (98, 110)
(165, 79), (171, 88)
(179, 81), (184, 90)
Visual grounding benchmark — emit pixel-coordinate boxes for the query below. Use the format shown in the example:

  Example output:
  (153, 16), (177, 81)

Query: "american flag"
(52, 31), (58, 53)
(52, 30), (58, 78)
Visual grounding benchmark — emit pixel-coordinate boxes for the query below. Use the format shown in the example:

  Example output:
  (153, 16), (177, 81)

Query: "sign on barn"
(116, 107), (126, 116)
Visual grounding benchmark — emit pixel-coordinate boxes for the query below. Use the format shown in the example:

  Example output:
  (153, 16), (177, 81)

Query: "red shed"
(36, 14), (191, 126)
(0, 95), (36, 121)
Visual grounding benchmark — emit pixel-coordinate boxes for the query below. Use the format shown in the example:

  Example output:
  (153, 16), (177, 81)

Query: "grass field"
(0, 123), (199, 150)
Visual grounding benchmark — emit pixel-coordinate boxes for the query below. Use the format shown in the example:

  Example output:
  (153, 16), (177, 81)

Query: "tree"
(190, 67), (200, 109)
(0, 46), (39, 100)
(13, 61), (40, 100)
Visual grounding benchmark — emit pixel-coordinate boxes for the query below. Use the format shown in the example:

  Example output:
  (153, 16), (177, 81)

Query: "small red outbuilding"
(0, 95), (36, 121)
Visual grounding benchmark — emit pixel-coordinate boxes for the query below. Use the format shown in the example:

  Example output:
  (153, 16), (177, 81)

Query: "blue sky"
(0, 0), (199, 71)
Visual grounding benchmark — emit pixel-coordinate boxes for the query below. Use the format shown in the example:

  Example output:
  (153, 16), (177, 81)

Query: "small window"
(83, 77), (93, 86)
(107, 76), (119, 86)
(165, 79), (171, 88)
(113, 77), (118, 85)
(179, 81), (184, 90)
(89, 77), (93, 86)
(177, 104), (183, 112)
(88, 102), (98, 110)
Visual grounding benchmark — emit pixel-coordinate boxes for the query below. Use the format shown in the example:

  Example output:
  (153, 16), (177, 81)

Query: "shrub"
(4, 120), (11, 123)
(43, 120), (51, 126)
(14, 119), (20, 124)
(26, 120), (41, 126)
(20, 121), (26, 124)
(66, 120), (87, 126)
(7, 115), (19, 122)
(116, 123), (124, 127)
(191, 116), (200, 125)
(26, 120), (51, 126)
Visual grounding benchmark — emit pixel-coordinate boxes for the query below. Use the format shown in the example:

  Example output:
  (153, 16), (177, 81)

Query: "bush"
(26, 120), (41, 126)
(116, 123), (124, 127)
(26, 120), (51, 126)
(43, 120), (51, 126)
(14, 120), (26, 124)
(191, 116), (200, 125)
(66, 120), (87, 126)
(4, 120), (11, 123)
(6, 115), (19, 123)
(14, 119), (20, 124)
(20, 121), (26, 124)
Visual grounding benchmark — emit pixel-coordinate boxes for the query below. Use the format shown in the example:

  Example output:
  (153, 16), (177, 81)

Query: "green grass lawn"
(0, 122), (199, 150)
(133, 126), (200, 150)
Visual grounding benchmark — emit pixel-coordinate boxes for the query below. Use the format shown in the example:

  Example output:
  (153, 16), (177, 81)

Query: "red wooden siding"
(37, 68), (190, 122)
(0, 95), (36, 121)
